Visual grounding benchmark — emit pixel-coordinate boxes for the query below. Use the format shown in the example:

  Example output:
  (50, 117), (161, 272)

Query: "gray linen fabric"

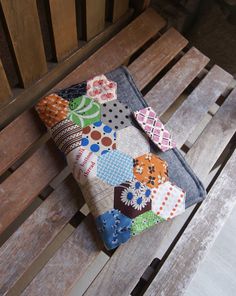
(106, 66), (206, 208)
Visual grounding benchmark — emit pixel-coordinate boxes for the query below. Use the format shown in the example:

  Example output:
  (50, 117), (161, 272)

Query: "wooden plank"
(21, 216), (101, 296)
(186, 87), (236, 182)
(54, 8), (166, 90)
(144, 47), (210, 115)
(0, 177), (82, 296)
(0, 110), (45, 175)
(0, 59), (12, 107)
(0, 9), (133, 128)
(83, 0), (106, 41)
(0, 142), (64, 236)
(166, 65), (233, 148)
(0, 0), (47, 87)
(48, 0), (78, 62)
(129, 28), (188, 90)
(144, 151), (236, 296)
(112, 0), (129, 22)
(131, 0), (151, 12)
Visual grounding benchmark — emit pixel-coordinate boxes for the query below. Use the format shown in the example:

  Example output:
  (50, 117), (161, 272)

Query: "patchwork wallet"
(36, 66), (206, 250)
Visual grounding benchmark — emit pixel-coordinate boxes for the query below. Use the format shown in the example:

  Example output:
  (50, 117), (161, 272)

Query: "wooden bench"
(1, 6), (236, 296)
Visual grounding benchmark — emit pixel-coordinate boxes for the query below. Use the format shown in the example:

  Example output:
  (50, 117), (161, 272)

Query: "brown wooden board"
(144, 47), (210, 115)
(112, 0), (130, 22)
(145, 150), (236, 296)
(0, 177), (82, 296)
(0, 0), (47, 87)
(48, 0), (78, 62)
(83, 0), (106, 41)
(21, 216), (101, 296)
(0, 58), (12, 107)
(129, 28), (188, 90)
(54, 8), (166, 90)
(0, 142), (64, 236)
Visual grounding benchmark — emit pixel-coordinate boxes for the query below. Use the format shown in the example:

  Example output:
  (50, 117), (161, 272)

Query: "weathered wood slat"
(83, 0), (106, 41)
(0, 0), (47, 87)
(129, 28), (188, 89)
(0, 110), (45, 175)
(0, 177), (82, 296)
(112, 0), (129, 22)
(166, 65), (233, 148)
(21, 216), (101, 296)
(54, 8), (166, 90)
(144, 47), (209, 115)
(0, 142), (64, 236)
(48, 0), (78, 61)
(186, 87), (236, 181)
(144, 150), (236, 296)
(0, 59), (12, 107)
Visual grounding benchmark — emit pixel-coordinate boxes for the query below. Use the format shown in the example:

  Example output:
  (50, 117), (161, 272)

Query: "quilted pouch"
(35, 66), (206, 250)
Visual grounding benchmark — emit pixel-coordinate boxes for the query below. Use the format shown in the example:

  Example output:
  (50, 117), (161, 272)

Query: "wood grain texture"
(166, 65), (233, 148)
(0, 58), (12, 107)
(0, 177), (82, 296)
(144, 47), (209, 115)
(49, 0), (78, 61)
(129, 28), (188, 89)
(83, 0), (106, 41)
(186, 87), (236, 181)
(0, 110), (45, 175)
(112, 0), (129, 22)
(145, 150), (236, 296)
(0, 142), (64, 236)
(21, 216), (100, 296)
(0, 0), (47, 87)
(54, 8), (166, 90)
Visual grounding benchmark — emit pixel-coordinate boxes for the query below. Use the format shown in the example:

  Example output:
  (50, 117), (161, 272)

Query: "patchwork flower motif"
(133, 107), (176, 152)
(100, 100), (132, 130)
(116, 126), (150, 158)
(114, 179), (152, 218)
(151, 181), (186, 220)
(35, 93), (69, 128)
(131, 211), (165, 236)
(95, 209), (131, 250)
(97, 150), (133, 186)
(86, 74), (117, 103)
(133, 153), (168, 189)
(49, 118), (82, 155)
(68, 96), (101, 128)
(57, 81), (87, 101)
(81, 121), (116, 156)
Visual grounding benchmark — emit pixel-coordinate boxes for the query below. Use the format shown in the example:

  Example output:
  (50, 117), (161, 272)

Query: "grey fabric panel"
(106, 66), (206, 208)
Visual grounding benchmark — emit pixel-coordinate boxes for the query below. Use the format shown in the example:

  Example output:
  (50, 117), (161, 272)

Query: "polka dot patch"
(101, 99), (132, 131)
(81, 121), (116, 156)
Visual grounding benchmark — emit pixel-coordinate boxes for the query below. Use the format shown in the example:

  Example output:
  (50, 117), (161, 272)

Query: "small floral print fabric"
(95, 209), (131, 250)
(81, 121), (116, 156)
(86, 74), (117, 103)
(35, 71), (190, 250)
(133, 153), (168, 189)
(134, 107), (176, 152)
(68, 96), (101, 127)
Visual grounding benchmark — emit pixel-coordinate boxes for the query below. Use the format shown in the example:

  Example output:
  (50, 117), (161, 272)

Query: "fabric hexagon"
(35, 93), (69, 128)
(68, 96), (101, 128)
(131, 211), (165, 236)
(100, 100), (132, 130)
(81, 121), (116, 156)
(114, 178), (152, 218)
(86, 74), (117, 103)
(116, 126), (150, 158)
(57, 81), (87, 101)
(151, 181), (186, 220)
(67, 147), (97, 185)
(95, 209), (131, 250)
(133, 153), (168, 189)
(97, 150), (133, 186)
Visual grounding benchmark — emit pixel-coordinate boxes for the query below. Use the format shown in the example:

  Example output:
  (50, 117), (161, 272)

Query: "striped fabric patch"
(49, 119), (82, 155)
